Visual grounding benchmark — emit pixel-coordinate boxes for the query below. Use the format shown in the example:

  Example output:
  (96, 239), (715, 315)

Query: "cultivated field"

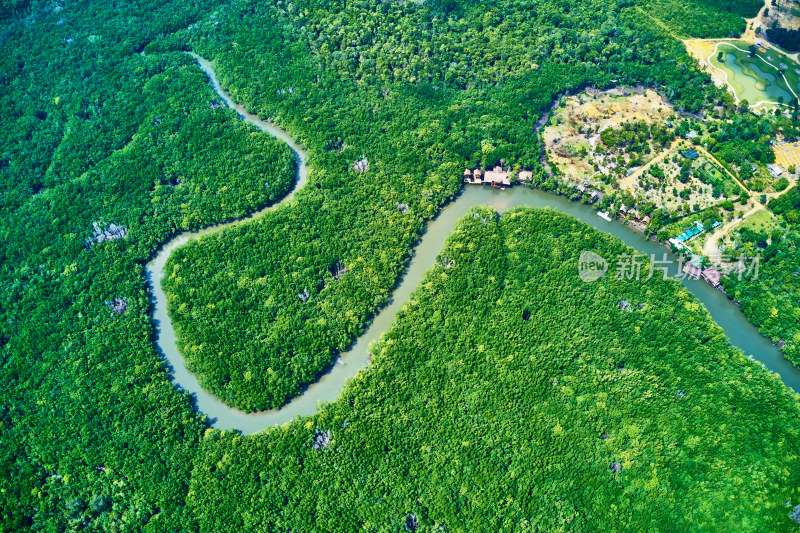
(774, 142), (800, 170)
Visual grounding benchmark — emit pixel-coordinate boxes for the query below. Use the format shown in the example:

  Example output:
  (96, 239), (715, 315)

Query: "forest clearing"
(543, 89), (745, 220)
(542, 88), (675, 183)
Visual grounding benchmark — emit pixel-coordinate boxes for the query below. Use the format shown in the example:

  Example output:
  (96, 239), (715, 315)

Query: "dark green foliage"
(708, 115), (776, 167)
(724, 187), (800, 365)
(0, 0), (295, 528)
(723, 227), (800, 365)
(599, 120), (671, 153)
(770, 186), (800, 223)
(649, 164), (666, 180)
(634, 0), (756, 38)
(184, 208), (800, 531)
(160, 0), (734, 410)
(766, 27), (800, 53)
(3, 0), (799, 529)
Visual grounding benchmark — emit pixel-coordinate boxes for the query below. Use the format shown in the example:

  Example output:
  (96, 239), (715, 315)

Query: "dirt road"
(702, 186), (792, 263)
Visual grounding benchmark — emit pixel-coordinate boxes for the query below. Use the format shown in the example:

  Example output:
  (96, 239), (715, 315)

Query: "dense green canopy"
(187, 208), (800, 530)
(6, 0), (800, 530)
(724, 186), (800, 366)
(159, 0), (752, 411)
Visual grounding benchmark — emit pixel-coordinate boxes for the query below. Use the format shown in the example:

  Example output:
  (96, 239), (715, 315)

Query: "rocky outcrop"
(404, 513), (419, 531)
(329, 261), (348, 281)
(790, 504), (800, 524)
(84, 222), (127, 248)
(312, 429), (332, 450)
(353, 156), (369, 173)
(105, 297), (128, 315)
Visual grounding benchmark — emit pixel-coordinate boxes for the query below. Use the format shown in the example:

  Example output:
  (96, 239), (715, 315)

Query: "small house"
(684, 263), (702, 278)
(702, 267), (721, 287)
(677, 221), (704, 242)
(483, 167), (511, 186)
(682, 149), (699, 160)
(464, 168), (483, 184)
(768, 164), (783, 177)
(669, 238), (690, 252)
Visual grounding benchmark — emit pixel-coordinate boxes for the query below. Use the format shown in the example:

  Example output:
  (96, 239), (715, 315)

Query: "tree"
(739, 99), (751, 113)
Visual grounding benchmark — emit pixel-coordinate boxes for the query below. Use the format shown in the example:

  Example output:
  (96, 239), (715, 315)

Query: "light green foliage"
(2, 0), (798, 530)
(186, 208), (800, 531)
(160, 0), (743, 410)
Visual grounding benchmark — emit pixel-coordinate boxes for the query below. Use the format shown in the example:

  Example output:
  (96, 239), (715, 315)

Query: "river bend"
(145, 55), (800, 435)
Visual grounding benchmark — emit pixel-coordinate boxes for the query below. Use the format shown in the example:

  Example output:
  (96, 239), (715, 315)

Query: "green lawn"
(752, 45), (800, 96)
(696, 159), (746, 197)
(740, 208), (780, 233)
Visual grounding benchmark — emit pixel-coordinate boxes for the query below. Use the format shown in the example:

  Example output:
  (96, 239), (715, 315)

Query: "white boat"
(597, 211), (612, 222)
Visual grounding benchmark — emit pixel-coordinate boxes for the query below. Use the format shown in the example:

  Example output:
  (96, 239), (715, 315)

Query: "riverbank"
(147, 54), (800, 435)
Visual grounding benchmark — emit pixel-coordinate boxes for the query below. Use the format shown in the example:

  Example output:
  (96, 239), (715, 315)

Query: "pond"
(713, 43), (794, 105)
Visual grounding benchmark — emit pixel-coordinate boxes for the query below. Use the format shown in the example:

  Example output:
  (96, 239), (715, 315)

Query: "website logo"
(578, 250), (608, 282)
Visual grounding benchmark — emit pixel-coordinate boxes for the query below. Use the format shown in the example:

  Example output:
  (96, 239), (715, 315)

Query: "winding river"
(146, 55), (800, 435)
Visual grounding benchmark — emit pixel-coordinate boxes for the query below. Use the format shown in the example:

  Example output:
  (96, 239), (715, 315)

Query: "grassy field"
(752, 45), (800, 93)
(740, 208), (781, 233)
(698, 160), (745, 196)
(774, 142), (800, 170)
(699, 161), (725, 181)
